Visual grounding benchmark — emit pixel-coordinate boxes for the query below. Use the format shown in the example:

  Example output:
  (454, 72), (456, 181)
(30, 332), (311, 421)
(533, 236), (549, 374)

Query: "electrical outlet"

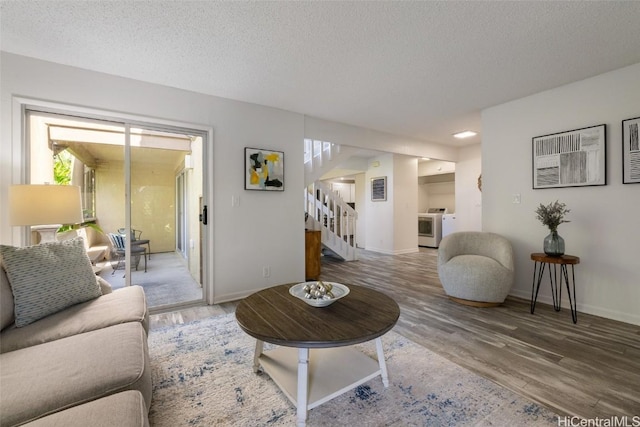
(263, 266), (271, 278)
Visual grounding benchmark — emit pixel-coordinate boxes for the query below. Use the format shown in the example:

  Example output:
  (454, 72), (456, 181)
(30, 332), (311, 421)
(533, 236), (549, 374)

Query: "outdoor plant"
(535, 200), (570, 232)
(54, 151), (72, 185)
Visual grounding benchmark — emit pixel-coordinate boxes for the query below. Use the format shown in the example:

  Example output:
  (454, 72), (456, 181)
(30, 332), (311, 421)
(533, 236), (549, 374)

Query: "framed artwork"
(371, 176), (387, 201)
(532, 124), (606, 189)
(244, 147), (284, 191)
(622, 116), (640, 184)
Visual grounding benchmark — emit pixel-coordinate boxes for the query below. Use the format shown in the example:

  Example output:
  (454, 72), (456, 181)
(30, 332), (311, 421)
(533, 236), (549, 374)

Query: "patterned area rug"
(148, 313), (557, 426)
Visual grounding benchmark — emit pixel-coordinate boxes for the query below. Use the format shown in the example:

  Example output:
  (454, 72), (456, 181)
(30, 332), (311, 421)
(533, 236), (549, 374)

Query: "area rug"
(148, 313), (557, 426)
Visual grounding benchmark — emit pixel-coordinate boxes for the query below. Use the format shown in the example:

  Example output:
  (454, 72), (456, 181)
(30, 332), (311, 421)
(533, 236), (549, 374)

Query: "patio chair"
(117, 228), (151, 260)
(107, 232), (147, 275)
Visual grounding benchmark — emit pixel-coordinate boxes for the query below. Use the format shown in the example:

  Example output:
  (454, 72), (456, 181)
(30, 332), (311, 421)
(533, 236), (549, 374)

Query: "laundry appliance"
(418, 208), (447, 248)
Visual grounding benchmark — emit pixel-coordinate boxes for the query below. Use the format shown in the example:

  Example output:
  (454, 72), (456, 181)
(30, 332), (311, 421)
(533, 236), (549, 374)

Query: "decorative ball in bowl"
(289, 281), (350, 307)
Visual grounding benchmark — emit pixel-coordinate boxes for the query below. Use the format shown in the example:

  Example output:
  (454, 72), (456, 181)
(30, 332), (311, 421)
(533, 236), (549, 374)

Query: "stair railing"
(305, 180), (358, 261)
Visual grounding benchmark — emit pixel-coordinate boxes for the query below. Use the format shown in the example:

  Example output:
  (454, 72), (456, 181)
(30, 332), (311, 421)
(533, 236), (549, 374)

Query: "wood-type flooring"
(151, 248), (640, 420)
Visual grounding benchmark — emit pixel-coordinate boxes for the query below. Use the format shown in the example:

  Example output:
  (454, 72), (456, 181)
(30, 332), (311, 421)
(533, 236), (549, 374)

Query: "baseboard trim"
(509, 289), (640, 326)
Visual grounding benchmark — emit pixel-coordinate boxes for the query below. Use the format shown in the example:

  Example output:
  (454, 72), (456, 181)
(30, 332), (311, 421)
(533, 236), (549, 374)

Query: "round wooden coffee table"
(235, 283), (400, 427)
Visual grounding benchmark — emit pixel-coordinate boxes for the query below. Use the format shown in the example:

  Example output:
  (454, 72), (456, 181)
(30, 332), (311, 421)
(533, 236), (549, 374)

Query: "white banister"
(305, 180), (358, 261)
(304, 138), (359, 260)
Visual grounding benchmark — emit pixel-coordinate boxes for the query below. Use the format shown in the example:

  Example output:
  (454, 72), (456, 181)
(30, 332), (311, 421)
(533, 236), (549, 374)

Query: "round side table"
(530, 253), (580, 323)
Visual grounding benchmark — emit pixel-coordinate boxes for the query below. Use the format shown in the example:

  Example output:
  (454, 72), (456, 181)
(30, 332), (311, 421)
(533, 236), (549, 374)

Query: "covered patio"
(97, 252), (202, 308)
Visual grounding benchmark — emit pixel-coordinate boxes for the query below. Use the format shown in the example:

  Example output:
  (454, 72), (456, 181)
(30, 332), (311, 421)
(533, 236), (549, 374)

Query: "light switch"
(231, 195), (239, 207)
(512, 194), (521, 204)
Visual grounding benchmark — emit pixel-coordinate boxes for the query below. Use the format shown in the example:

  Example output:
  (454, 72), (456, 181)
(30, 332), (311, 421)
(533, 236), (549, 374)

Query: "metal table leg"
(562, 264), (578, 324)
(531, 256), (579, 323)
(550, 263), (562, 311)
(531, 261), (545, 314)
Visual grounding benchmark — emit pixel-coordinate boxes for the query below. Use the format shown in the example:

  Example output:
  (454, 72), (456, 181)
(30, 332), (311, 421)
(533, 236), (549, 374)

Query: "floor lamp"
(9, 184), (83, 243)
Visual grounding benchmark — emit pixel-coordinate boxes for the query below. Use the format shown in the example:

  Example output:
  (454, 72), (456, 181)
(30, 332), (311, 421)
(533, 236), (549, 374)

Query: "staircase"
(304, 139), (358, 261)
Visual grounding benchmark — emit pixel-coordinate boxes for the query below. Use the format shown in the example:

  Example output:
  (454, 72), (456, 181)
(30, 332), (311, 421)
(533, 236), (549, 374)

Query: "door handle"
(199, 205), (208, 225)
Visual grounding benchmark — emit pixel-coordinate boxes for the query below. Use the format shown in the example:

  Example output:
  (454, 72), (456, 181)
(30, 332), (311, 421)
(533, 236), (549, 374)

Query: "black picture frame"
(532, 124), (606, 189)
(622, 116), (640, 184)
(244, 147), (284, 191)
(371, 176), (387, 201)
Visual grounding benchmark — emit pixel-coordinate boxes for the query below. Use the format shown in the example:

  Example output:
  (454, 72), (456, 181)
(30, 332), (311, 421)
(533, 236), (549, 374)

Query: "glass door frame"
(16, 97), (213, 303)
(176, 171), (188, 260)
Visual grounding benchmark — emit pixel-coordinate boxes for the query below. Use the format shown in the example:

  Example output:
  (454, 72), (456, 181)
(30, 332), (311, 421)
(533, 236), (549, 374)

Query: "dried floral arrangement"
(535, 200), (570, 232)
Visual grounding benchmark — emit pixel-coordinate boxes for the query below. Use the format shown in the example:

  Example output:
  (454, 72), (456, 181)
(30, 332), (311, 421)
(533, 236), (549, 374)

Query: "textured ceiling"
(2, 1), (640, 148)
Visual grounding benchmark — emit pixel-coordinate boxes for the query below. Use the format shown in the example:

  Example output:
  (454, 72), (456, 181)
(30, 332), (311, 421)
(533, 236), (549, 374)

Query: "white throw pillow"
(0, 237), (101, 327)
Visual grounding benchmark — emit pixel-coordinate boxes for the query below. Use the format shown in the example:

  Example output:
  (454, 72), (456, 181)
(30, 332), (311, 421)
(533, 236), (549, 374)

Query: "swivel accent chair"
(438, 231), (514, 307)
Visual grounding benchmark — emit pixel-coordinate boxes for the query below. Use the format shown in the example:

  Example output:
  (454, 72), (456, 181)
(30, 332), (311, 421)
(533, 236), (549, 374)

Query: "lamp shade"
(9, 185), (83, 226)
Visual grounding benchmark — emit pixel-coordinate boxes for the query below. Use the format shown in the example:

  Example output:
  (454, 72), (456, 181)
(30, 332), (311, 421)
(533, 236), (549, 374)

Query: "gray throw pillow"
(0, 237), (101, 327)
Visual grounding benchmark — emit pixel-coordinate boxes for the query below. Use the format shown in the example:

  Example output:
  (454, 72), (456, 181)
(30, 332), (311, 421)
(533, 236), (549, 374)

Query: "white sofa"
(0, 238), (151, 427)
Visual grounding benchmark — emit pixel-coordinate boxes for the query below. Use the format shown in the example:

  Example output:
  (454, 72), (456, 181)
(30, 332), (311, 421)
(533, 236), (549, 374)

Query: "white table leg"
(296, 347), (309, 427)
(375, 337), (389, 387)
(253, 340), (264, 373)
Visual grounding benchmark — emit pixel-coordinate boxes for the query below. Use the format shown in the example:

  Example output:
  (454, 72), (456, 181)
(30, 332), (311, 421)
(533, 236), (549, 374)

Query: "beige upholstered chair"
(437, 231), (514, 307)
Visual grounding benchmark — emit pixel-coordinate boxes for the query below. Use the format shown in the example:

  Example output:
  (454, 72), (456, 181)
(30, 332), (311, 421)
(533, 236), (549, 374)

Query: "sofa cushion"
(0, 237), (101, 327)
(1, 285), (148, 353)
(0, 322), (151, 426)
(21, 390), (149, 427)
(0, 266), (14, 331)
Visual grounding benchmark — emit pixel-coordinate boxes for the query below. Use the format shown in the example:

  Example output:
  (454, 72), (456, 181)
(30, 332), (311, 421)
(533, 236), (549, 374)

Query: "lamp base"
(32, 225), (61, 243)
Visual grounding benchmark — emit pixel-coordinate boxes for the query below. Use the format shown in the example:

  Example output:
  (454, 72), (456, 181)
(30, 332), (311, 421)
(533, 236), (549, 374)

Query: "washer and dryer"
(418, 208), (447, 248)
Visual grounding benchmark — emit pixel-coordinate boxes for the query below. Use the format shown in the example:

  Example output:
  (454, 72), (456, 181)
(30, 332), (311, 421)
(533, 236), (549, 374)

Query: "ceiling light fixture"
(453, 131), (477, 139)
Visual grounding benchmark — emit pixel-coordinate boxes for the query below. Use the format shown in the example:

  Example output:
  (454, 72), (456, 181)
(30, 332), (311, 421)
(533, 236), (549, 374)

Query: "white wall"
(417, 182), (429, 212)
(354, 173), (366, 248)
(0, 52), (304, 303)
(365, 154), (395, 254)
(393, 155), (419, 254)
(363, 153), (419, 255)
(482, 62), (640, 325)
(418, 160), (455, 176)
(454, 144), (482, 231)
(418, 177), (455, 214)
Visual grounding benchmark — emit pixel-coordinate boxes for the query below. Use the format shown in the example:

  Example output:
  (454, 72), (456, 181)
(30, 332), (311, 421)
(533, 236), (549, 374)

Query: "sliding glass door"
(26, 108), (206, 309)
